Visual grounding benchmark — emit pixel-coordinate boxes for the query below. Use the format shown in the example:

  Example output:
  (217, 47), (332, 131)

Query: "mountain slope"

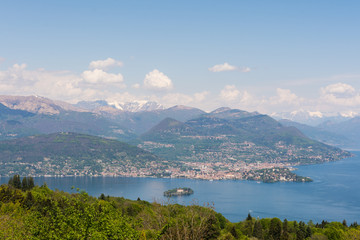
(140, 111), (350, 164)
(0, 132), (160, 176)
(0, 96), (136, 141)
(0, 95), (85, 115)
(318, 117), (360, 150)
(98, 105), (206, 134)
(279, 119), (353, 149)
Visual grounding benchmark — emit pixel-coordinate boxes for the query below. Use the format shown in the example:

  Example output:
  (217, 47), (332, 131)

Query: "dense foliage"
(0, 178), (359, 239)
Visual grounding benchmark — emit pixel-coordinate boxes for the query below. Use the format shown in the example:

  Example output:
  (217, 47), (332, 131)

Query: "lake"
(1, 152), (359, 223)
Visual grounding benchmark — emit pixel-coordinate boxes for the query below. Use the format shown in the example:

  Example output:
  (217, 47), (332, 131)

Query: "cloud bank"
(0, 59), (360, 117)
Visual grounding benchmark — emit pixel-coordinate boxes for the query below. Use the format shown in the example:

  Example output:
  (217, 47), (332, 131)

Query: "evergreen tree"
(12, 174), (21, 189)
(8, 176), (14, 186)
(342, 219), (348, 227)
(99, 193), (105, 200)
(281, 219), (289, 240)
(246, 212), (253, 221)
(350, 222), (358, 228)
(269, 218), (282, 240)
(293, 221), (298, 233)
(252, 220), (263, 239)
(296, 221), (306, 240)
(320, 220), (328, 228)
(22, 177), (29, 191)
(28, 177), (35, 189)
(305, 226), (312, 238)
(23, 191), (34, 209)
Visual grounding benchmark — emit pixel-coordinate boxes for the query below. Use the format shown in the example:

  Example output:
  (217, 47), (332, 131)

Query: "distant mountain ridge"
(0, 95), (85, 115)
(75, 100), (164, 112)
(0, 94), (357, 150)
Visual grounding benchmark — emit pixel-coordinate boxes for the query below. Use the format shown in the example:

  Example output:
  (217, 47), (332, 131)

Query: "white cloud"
(0, 63), (126, 103)
(208, 62), (237, 72)
(0, 63), (85, 102)
(2, 61), (360, 117)
(340, 111), (358, 118)
(132, 83), (140, 89)
(240, 90), (252, 103)
(240, 67), (251, 73)
(321, 82), (355, 96)
(194, 91), (209, 102)
(144, 69), (173, 91)
(271, 88), (300, 104)
(319, 83), (360, 106)
(89, 58), (123, 70)
(82, 69), (125, 85)
(219, 85), (240, 101)
(208, 63), (251, 73)
(162, 93), (193, 106)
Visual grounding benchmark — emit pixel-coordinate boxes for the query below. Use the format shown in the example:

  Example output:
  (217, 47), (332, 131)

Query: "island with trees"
(164, 187), (194, 197)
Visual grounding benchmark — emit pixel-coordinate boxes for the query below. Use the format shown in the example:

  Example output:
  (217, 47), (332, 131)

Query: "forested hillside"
(0, 132), (161, 176)
(0, 178), (359, 239)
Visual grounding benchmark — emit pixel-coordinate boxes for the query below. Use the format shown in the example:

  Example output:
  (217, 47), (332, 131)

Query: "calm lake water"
(1, 152), (360, 223)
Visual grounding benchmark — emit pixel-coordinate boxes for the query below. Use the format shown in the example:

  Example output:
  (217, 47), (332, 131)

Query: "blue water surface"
(1, 152), (359, 223)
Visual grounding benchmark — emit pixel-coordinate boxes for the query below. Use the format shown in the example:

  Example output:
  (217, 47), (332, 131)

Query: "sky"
(0, 0), (360, 116)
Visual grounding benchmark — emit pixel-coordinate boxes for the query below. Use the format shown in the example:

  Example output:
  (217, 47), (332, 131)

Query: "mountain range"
(0, 95), (354, 176)
(139, 108), (349, 164)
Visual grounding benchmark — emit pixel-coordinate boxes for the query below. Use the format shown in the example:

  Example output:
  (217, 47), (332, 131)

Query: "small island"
(164, 187), (194, 197)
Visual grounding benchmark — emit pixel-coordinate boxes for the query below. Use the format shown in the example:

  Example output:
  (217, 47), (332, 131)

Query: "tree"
(99, 193), (105, 200)
(293, 221), (298, 233)
(8, 174), (22, 189)
(305, 225), (312, 238)
(350, 222), (358, 228)
(269, 218), (282, 240)
(23, 191), (34, 209)
(22, 177), (29, 191)
(342, 219), (347, 227)
(253, 220), (263, 239)
(296, 221), (306, 240)
(246, 212), (253, 221)
(281, 219), (289, 240)
(28, 177), (35, 190)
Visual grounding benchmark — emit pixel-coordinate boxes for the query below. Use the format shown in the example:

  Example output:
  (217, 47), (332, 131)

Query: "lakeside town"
(2, 157), (314, 183)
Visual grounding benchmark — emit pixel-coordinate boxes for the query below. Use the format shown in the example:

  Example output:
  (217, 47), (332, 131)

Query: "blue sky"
(1, 0), (360, 116)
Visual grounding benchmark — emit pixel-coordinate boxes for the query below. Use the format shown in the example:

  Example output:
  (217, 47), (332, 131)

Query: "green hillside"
(0, 181), (359, 239)
(0, 132), (160, 176)
(140, 111), (350, 165)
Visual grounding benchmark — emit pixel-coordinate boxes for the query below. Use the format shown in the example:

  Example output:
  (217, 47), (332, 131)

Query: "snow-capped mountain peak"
(108, 101), (165, 112)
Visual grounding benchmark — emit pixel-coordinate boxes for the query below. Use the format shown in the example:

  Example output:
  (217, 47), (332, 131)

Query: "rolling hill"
(0, 132), (161, 176)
